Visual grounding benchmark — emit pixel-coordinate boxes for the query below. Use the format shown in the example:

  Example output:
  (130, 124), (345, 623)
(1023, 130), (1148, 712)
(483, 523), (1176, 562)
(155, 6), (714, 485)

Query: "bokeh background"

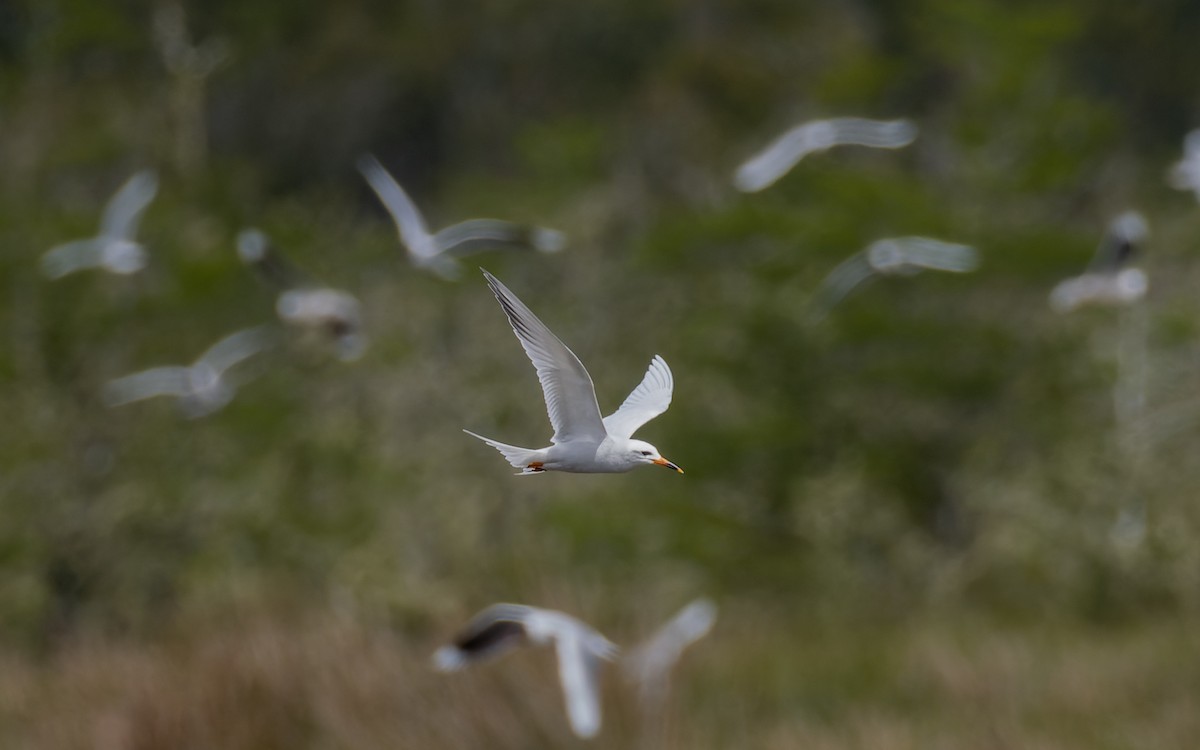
(4, 1), (1200, 747)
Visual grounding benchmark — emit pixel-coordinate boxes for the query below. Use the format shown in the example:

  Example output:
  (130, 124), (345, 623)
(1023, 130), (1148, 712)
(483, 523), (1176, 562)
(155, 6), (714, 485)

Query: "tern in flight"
(237, 228), (367, 361)
(733, 117), (917, 193)
(1049, 211), (1148, 313)
(357, 154), (565, 280)
(41, 170), (159, 279)
(810, 236), (980, 319)
(433, 603), (618, 739)
(464, 270), (683, 475)
(103, 326), (274, 418)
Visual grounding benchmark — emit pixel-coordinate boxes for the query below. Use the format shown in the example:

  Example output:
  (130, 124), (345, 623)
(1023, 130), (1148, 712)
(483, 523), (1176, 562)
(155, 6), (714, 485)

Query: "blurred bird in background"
(433, 603), (619, 739)
(237, 228), (367, 362)
(357, 154), (566, 280)
(41, 170), (159, 279)
(733, 117), (918, 192)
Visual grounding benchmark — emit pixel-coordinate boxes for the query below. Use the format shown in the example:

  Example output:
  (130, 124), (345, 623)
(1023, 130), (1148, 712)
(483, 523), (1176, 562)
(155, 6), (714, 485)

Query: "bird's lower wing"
(435, 220), (566, 258)
(357, 154), (436, 260)
(483, 270), (607, 444)
(103, 367), (193, 406)
(602, 355), (673, 440)
(555, 635), (605, 739)
(40, 240), (102, 279)
(810, 253), (877, 319)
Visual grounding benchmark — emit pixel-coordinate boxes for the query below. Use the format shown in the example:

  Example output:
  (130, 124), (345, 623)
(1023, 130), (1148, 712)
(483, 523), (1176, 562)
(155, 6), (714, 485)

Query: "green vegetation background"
(3, 0), (1200, 747)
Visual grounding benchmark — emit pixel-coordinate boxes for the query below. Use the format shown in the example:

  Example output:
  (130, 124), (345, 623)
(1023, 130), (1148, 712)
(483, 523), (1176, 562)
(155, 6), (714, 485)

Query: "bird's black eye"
(639, 450), (652, 456)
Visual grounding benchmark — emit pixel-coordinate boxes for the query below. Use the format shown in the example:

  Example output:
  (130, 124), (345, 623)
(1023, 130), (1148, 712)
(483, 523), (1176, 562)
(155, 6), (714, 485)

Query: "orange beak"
(653, 457), (684, 474)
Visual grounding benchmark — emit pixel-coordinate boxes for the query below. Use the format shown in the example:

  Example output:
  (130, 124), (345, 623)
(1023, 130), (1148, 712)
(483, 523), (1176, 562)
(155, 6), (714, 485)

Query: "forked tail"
(462, 430), (546, 475)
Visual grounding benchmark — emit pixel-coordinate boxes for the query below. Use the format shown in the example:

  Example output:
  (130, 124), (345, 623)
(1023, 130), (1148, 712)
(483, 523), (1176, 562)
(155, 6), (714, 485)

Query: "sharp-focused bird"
(237, 229), (367, 361)
(811, 236), (980, 318)
(102, 326), (274, 418)
(623, 598), (717, 706)
(464, 270), (683, 475)
(433, 603), (618, 739)
(1049, 211), (1148, 313)
(356, 154), (565, 280)
(41, 170), (159, 279)
(734, 117), (917, 193)
(1168, 129), (1200, 202)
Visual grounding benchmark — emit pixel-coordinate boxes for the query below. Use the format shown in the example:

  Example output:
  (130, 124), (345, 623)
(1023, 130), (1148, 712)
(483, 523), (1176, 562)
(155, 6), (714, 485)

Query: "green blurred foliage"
(1, 0), (1199, 667)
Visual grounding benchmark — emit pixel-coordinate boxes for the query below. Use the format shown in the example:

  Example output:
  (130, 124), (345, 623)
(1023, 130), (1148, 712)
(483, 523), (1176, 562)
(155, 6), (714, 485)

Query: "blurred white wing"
(882, 237), (980, 273)
(602, 355), (674, 440)
(824, 117), (918, 150)
(483, 271), (607, 444)
(103, 366), (194, 406)
(734, 117), (917, 192)
(196, 326), (273, 374)
(434, 219), (567, 258)
(100, 170), (159, 240)
(40, 240), (103, 279)
(357, 154), (435, 260)
(624, 598), (717, 701)
(810, 252), (877, 317)
(734, 121), (832, 192)
(555, 632), (606, 739)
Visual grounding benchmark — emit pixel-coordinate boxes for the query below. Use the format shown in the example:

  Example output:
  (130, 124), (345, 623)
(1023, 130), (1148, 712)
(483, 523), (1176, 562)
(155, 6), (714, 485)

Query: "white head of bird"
(626, 439), (682, 473)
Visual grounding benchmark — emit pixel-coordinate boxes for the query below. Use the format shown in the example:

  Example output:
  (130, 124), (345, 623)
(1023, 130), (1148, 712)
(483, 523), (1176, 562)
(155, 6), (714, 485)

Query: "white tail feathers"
(462, 430), (545, 474)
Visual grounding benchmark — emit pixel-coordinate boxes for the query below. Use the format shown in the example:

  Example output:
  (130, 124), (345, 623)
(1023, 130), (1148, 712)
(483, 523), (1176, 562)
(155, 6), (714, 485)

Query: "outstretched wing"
(103, 367), (193, 406)
(809, 252), (878, 320)
(555, 631), (608, 739)
(432, 603), (535, 671)
(824, 117), (918, 150)
(733, 121), (830, 193)
(40, 240), (103, 279)
(602, 355), (674, 440)
(482, 270), (606, 444)
(623, 598), (717, 702)
(100, 170), (158, 241)
(435, 219), (567, 258)
(357, 154), (435, 261)
(197, 326), (274, 374)
(878, 237), (980, 273)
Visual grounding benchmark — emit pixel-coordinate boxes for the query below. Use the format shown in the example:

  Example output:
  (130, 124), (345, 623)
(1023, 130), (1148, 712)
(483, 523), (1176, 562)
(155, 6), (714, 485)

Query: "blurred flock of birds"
(31, 99), (1200, 737)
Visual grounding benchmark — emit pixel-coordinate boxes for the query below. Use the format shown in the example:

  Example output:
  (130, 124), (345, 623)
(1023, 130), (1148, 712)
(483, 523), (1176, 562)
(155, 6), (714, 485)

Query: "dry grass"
(1, 604), (1197, 750)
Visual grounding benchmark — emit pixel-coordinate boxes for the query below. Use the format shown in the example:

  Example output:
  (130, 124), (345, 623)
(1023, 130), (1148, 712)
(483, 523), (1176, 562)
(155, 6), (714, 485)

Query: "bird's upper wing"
(826, 117), (918, 149)
(103, 367), (193, 406)
(434, 220), (566, 258)
(433, 603), (534, 670)
(100, 170), (158, 240)
(40, 240), (103, 279)
(554, 630), (609, 739)
(623, 598), (716, 682)
(357, 154), (435, 260)
(602, 355), (674, 440)
(733, 121), (826, 193)
(198, 326), (274, 374)
(483, 270), (606, 444)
